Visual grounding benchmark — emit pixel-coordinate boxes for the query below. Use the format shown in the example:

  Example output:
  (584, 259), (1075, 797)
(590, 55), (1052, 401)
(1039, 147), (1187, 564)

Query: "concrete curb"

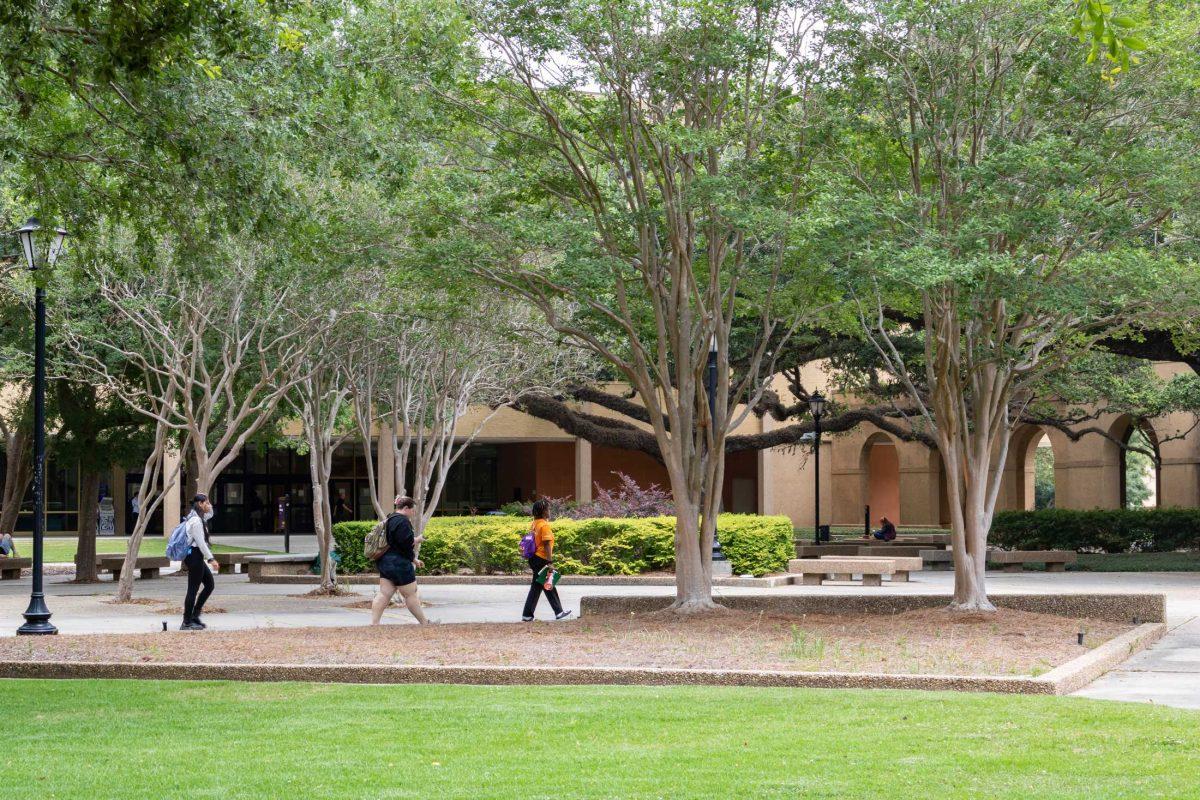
(579, 593), (1166, 624)
(1042, 622), (1167, 694)
(0, 659), (1052, 693)
(252, 573), (794, 588)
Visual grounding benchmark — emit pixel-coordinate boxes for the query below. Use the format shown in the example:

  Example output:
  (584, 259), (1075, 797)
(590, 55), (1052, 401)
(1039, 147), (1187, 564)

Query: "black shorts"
(377, 553), (416, 586)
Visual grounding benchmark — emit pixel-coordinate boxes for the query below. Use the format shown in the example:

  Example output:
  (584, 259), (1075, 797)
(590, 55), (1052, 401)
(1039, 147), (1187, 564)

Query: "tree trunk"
(666, 496), (721, 613)
(0, 428), (32, 537)
(312, 479), (337, 591)
(73, 469), (103, 582)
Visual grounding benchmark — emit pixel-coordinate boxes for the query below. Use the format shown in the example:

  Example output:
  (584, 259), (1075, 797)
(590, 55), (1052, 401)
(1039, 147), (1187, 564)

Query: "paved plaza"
(0, 562), (1196, 708)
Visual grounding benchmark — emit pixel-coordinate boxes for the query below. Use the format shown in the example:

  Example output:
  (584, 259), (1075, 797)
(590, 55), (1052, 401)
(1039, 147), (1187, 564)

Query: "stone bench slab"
(857, 545), (928, 558)
(788, 557), (900, 587)
(988, 550), (1077, 572)
(920, 550), (955, 570)
(246, 553), (317, 579)
(95, 556), (170, 579)
(794, 544), (861, 558)
(212, 552), (266, 574)
(821, 555), (923, 571)
(1, 558), (31, 579)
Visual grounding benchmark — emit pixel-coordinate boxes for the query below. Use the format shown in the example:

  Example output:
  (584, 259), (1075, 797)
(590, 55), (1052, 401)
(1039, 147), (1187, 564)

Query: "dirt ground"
(0, 608), (1127, 676)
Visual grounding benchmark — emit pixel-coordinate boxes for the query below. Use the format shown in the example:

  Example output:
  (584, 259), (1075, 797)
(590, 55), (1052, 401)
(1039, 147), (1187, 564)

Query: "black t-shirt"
(385, 514), (415, 560)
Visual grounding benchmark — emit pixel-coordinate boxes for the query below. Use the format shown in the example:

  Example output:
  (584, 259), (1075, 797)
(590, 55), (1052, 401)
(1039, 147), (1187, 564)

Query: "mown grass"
(12, 537), (270, 564)
(0, 679), (1196, 799)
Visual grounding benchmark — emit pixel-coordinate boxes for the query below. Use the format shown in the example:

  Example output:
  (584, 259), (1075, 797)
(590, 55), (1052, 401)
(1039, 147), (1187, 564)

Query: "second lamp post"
(808, 392), (826, 545)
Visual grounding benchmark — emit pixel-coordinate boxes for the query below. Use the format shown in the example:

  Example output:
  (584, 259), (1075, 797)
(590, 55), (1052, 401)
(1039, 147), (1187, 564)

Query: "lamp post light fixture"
(705, 335), (726, 565)
(15, 217), (66, 636)
(808, 392), (827, 545)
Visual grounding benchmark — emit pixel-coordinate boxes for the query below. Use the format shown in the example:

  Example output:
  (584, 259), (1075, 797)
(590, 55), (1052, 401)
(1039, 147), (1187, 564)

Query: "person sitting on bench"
(0, 532), (16, 557)
(870, 517), (897, 541)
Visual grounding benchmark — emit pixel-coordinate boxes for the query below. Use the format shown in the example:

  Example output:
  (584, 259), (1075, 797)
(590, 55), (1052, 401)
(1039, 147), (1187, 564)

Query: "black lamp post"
(808, 392), (826, 545)
(15, 217), (66, 636)
(705, 335), (726, 563)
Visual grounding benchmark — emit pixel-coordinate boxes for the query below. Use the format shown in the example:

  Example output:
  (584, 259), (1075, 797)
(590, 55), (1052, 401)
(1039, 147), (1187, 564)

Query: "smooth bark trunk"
(73, 469), (102, 582)
(1, 428), (32, 537)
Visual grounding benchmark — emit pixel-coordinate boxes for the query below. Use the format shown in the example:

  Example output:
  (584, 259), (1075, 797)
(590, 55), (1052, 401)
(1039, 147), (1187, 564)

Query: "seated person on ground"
(872, 517), (897, 541)
(0, 532), (16, 557)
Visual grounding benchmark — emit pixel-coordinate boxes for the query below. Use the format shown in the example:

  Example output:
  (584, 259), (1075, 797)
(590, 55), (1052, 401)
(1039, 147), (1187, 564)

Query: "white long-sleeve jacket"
(184, 511), (214, 561)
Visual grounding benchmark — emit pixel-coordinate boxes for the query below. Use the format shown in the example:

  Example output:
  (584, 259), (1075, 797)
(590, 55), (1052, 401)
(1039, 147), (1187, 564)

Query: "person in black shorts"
(369, 496), (430, 625)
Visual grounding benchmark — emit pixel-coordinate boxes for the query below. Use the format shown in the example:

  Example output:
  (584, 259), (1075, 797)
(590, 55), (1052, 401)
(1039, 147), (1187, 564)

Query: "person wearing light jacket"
(181, 493), (219, 631)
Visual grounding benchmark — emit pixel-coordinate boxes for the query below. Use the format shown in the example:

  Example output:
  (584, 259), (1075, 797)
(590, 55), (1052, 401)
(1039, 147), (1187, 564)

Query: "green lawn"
(1071, 551), (1200, 572)
(12, 537), (273, 564)
(1, 680), (1196, 799)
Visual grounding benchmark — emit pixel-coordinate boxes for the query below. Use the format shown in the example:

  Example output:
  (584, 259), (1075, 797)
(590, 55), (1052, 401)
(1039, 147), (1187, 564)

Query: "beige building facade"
(4, 364), (1198, 537)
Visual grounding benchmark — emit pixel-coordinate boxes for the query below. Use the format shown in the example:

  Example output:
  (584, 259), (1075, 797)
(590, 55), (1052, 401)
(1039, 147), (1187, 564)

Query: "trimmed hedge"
(332, 514), (793, 577)
(990, 508), (1200, 553)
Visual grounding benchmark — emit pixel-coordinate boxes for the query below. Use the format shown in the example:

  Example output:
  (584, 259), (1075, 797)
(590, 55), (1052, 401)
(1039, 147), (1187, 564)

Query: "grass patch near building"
(0, 679), (1196, 799)
(12, 537), (270, 565)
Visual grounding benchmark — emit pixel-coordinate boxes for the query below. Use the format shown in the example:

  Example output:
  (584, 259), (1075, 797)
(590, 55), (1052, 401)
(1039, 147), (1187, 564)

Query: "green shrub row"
(990, 508), (1200, 553)
(331, 514), (793, 577)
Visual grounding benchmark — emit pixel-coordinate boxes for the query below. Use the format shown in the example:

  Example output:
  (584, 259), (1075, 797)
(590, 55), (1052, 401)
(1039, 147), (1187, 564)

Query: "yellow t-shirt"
(532, 518), (554, 560)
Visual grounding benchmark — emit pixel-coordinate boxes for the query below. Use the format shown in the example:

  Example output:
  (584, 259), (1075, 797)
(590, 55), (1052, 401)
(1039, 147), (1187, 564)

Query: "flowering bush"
(503, 472), (675, 520)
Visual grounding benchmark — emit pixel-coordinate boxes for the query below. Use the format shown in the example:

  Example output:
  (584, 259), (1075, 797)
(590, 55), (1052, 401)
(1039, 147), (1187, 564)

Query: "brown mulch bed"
(0, 608), (1127, 676)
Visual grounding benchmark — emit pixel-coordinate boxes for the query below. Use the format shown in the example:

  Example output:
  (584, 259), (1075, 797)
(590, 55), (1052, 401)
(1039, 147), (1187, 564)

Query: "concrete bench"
(857, 545), (928, 558)
(96, 555), (170, 580)
(245, 553), (317, 580)
(0, 557), (31, 580)
(211, 551), (266, 575)
(794, 544), (861, 558)
(821, 554), (922, 582)
(894, 535), (950, 547)
(920, 549), (955, 570)
(988, 550), (1077, 572)
(788, 557), (901, 587)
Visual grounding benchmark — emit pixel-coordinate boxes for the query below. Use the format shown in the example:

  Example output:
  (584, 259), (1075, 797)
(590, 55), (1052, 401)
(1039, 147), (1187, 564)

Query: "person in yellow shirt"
(521, 498), (572, 622)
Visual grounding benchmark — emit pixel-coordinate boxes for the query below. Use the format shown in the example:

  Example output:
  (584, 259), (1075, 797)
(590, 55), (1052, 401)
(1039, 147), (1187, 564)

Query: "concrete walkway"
(1, 567), (1197, 708)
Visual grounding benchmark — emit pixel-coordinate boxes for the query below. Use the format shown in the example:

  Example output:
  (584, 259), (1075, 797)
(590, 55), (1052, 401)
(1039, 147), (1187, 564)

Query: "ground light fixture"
(808, 392), (827, 545)
(14, 217), (67, 636)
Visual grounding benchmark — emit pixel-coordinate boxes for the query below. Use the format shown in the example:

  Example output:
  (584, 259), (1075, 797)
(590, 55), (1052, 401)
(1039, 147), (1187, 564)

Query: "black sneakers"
(181, 620), (204, 631)
(555, 610), (574, 620)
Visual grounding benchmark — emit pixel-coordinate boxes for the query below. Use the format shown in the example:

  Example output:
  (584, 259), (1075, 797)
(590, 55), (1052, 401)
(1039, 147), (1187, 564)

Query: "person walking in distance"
(370, 496), (430, 625)
(181, 493), (218, 631)
(522, 498), (572, 622)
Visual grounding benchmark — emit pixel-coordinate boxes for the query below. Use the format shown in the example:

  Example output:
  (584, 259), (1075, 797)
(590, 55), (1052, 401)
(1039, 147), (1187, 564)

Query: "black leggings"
(183, 548), (215, 621)
(522, 556), (563, 618)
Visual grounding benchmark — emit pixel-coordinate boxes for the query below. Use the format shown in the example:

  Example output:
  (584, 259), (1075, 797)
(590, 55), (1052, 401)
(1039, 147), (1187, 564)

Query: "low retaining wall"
(0, 623), (1163, 696)
(252, 573), (793, 588)
(579, 593), (1165, 623)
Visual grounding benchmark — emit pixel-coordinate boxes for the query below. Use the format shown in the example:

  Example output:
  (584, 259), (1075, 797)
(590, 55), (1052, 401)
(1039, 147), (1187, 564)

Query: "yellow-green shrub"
(332, 514), (793, 577)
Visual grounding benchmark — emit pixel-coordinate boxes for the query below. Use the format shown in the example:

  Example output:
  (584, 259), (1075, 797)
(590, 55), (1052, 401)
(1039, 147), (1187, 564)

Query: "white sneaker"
(555, 610), (573, 620)
(521, 615), (534, 622)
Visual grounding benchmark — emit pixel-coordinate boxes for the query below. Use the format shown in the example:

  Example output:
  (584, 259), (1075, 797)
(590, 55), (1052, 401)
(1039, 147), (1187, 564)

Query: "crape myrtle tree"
(350, 293), (589, 536)
(287, 320), (358, 593)
(67, 232), (321, 600)
(447, 0), (832, 612)
(820, 0), (1200, 610)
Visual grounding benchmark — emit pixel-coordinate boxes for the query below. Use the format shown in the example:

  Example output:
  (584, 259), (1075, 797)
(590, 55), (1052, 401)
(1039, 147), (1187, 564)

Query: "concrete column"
(377, 422), (396, 508)
(574, 438), (593, 502)
(163, 448), (181, 536)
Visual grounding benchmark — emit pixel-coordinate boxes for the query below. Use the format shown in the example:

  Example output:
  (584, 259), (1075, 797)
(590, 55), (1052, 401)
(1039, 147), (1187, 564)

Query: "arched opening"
(1032, 434), (1056, 510)
(1010, 426), (1056, 511)
(1118, 420), (1160, 509)
(862, 434), (900, 526)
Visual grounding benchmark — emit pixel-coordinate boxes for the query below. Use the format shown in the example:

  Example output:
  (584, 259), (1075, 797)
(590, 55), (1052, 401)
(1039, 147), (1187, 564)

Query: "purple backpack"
(518, 528), (537, 559)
